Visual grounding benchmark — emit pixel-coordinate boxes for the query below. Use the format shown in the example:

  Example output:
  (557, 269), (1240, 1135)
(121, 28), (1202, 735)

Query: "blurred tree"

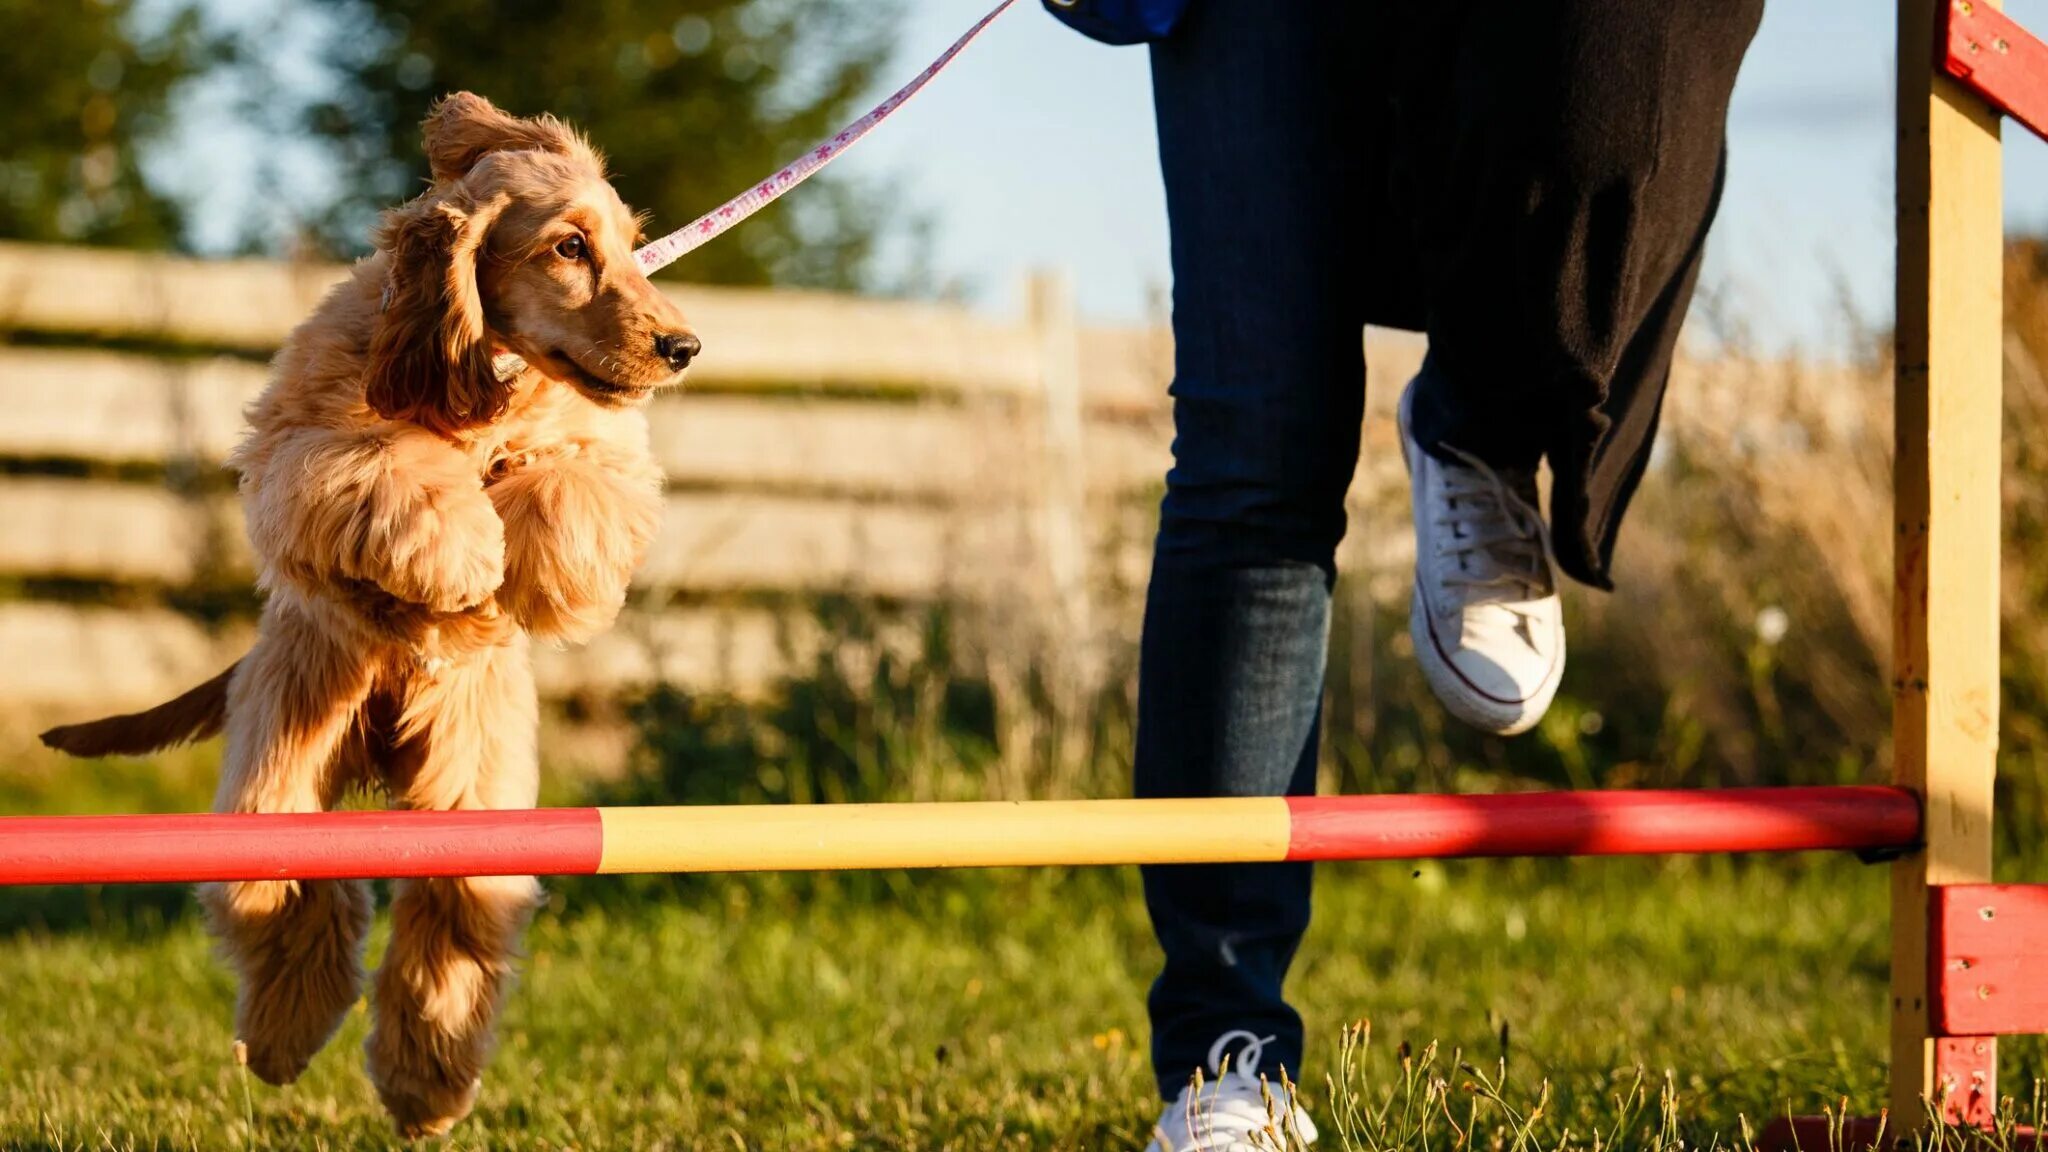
(0, 0), (213, 248)
(305, 0), (904, 288)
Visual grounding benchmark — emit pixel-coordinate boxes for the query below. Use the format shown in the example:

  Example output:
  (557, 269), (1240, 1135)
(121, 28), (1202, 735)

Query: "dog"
(40, 92), (697, 1137)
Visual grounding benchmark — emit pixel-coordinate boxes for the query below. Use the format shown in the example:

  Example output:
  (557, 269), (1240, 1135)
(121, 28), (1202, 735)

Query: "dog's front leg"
(249, 426), (507, 613)
(486, 439), (664, 644)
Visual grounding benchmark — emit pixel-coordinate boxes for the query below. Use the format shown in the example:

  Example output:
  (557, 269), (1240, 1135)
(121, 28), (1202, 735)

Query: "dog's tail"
(39, 660), (239, 758)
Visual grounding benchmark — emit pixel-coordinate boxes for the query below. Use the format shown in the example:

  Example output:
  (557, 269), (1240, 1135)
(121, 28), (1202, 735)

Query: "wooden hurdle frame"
(3, 0), (2048, 1140)
(1884, 0), (2047, 1136)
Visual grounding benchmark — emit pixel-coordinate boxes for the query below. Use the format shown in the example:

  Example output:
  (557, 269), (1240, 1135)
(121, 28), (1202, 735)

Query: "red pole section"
(1285, 786), (1921, 861)
(0, 808), (606, 886)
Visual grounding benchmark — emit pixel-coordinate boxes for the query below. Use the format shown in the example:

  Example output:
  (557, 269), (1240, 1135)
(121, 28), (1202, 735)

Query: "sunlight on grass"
(3, 858), (2041, 1150)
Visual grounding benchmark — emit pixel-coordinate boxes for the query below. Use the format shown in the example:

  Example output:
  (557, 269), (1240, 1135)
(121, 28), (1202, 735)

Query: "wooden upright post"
(1892, 0), (2005, 1128)
(1026, 269), (1097, 706)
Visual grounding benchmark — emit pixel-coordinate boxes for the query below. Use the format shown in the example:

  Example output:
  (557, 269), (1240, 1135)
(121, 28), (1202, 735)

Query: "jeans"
(1136, 0), (1760, 1097)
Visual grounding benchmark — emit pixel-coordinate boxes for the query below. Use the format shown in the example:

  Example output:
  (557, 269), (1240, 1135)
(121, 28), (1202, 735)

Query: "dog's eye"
(555, 235), (587, 260)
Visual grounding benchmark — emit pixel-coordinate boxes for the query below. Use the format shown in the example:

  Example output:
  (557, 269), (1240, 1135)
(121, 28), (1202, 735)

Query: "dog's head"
(366, 92), (700, 436)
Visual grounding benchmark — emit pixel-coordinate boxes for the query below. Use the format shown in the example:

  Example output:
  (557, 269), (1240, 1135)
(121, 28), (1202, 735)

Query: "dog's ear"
(365, 191), (514, 438)
(422, 91), (599, 183)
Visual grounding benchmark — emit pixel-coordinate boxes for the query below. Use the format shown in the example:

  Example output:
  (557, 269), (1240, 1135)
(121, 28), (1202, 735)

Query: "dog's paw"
(376, 491), (506, 613)
(375, 1070), (482, 1140)
(488, 453), (661, 644)
(237, 1035), (313, 1087)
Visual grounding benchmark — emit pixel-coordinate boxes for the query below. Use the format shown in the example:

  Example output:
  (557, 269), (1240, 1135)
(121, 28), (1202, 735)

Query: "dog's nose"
(655, 331), (701, 371)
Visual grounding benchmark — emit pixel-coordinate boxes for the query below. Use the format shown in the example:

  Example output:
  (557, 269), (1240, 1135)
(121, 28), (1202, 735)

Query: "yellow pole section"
(597, 797), (1294, 874)
(1892, 0), (2004, 1127)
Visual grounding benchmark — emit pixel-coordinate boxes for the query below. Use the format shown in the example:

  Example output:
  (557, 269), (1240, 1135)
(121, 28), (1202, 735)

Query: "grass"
(3, 737), (2044, 1152)
(4, 849), (2045, 1151)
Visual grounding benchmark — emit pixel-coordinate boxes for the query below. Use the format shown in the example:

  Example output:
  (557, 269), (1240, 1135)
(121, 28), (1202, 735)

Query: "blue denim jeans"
(1136, 0), (1758, 1098)
(1136, 2), (1368, 1097)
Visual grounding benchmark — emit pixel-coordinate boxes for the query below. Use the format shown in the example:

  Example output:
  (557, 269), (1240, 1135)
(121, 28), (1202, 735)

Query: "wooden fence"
(0, 241), (1864, 717)
(0, 242), (1410, 714)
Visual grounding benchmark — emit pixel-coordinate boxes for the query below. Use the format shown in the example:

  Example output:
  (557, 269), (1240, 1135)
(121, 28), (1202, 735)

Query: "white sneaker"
(1397, 378), (1565, 736)
(1145, 1031), (1318, 1152)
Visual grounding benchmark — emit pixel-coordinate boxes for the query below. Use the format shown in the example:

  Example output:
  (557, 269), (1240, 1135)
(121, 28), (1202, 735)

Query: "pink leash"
(634, 0), (1019, 275)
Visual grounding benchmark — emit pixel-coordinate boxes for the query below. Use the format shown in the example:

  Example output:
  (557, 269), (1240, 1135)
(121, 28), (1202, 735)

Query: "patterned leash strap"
(634, 0), (1019, 274)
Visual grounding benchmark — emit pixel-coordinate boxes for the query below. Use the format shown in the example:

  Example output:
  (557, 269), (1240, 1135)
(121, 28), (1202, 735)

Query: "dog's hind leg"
(365, 635), (540, 1138)
(198, 601), (377, 1087)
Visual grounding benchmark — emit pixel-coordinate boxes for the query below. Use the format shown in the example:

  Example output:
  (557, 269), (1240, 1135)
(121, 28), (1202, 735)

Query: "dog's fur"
(41, 92), (695, 1138)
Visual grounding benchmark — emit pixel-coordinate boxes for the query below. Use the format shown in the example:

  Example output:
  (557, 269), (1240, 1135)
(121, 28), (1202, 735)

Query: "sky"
(177, 0), (2048, 359)
(820, 0), (2048, 358)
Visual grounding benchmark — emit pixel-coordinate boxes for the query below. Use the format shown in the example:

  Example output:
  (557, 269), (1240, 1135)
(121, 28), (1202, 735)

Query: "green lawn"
(4, 749), (2043, 1150)
(5, 855), (2043, 1151)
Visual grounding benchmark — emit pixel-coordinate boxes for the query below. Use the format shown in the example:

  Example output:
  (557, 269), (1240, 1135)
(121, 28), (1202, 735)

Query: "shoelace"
(1157, 1031), (1310, 1151)
(1433, 444), (1555, 600)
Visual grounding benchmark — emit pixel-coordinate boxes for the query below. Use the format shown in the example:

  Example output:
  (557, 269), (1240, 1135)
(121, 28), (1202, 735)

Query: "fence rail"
(0, 241), (1171, 404)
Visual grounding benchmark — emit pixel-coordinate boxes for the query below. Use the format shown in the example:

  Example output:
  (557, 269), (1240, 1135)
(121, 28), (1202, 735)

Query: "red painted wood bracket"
(1943, 0), (2048, 143)
(1935, 1036), (1998, 1127)
(1931, 884), (2048, 1036)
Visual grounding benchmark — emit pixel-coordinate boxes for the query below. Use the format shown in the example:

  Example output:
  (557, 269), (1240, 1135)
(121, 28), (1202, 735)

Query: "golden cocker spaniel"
(43, 91), (696, 1137)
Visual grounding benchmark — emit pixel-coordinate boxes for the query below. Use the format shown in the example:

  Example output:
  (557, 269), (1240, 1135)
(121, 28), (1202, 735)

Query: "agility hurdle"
(5, 0), (2048, 1142)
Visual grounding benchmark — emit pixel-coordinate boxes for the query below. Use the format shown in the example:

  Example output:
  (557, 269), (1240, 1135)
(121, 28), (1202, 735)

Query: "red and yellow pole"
(0, 786), (1918, 887)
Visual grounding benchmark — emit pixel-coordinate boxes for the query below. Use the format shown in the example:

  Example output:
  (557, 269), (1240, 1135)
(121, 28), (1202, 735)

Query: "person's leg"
(1402, 0), (1764, 586)
(1140, 0), (1369, 1100)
